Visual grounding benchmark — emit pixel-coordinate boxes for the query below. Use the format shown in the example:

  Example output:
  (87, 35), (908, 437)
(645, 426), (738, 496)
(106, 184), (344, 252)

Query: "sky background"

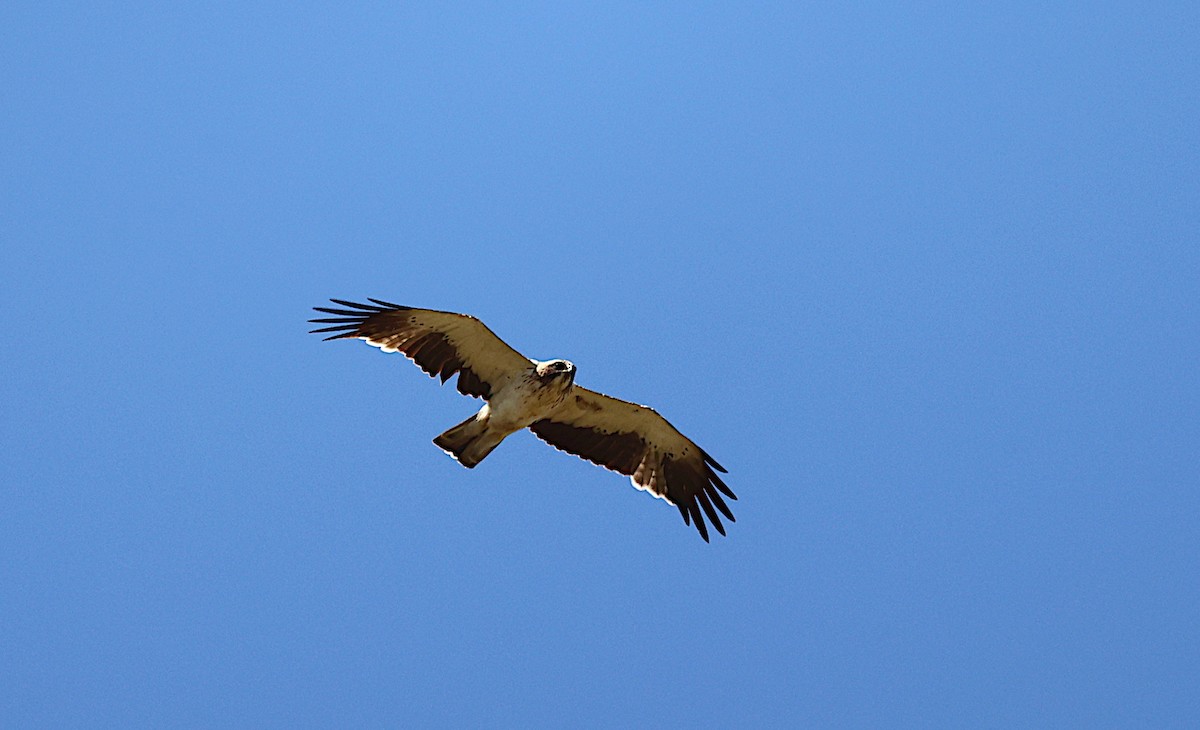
(3, 1), (1198, 727)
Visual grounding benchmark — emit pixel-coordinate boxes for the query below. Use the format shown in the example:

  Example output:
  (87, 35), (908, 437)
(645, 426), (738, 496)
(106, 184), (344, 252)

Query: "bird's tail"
(434, 414), (504, 468)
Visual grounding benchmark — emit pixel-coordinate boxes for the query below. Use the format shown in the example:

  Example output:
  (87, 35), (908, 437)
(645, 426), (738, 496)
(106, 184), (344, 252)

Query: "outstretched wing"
(309, 298), (532, 399)
(529, 387), (736, 542)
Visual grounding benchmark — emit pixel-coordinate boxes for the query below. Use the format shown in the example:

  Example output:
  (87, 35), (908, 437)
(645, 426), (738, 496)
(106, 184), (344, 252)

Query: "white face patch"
(535, 359), (574, 378)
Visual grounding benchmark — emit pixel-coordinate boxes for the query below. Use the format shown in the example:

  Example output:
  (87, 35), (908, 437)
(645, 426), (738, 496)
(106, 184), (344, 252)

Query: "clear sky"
(3, 2), (1198, 727)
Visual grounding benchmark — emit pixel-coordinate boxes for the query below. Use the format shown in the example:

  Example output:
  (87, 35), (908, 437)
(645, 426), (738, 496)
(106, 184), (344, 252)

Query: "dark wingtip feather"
(702, 450), (728, 473)
(710, 470), (738, 501)
(688, 501), (710, 542)
(707, 488), (736, 522)
(695, 491), (726, 537)
(308, 317), (368, 324)
(312, 307), (369, 317)
(309, 324), (361, 335)
(367, 297), (407, 309)
(329, 298), (388, 311)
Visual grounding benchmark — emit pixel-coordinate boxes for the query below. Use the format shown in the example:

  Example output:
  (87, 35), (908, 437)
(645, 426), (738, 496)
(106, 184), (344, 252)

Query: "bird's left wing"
(530, 387), (736, 541)
(309, 299), (532, 399)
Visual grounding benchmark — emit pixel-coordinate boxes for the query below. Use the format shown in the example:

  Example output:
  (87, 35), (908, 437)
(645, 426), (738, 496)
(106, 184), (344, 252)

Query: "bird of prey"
(309, 298), (736, 541)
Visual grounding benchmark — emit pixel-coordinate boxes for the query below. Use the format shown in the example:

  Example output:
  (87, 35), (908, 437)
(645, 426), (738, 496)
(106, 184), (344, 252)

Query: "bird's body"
(309, 298), (736, 541)
(434, 360), (576, 467)
(483, 360), (576, 433)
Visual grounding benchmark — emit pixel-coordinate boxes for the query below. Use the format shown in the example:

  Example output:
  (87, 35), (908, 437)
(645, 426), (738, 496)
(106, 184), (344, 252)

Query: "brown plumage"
(310, 298), (736, 541)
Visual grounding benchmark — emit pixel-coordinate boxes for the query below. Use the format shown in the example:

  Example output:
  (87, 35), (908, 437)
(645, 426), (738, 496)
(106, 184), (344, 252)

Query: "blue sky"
(3, 1), (1198, 726)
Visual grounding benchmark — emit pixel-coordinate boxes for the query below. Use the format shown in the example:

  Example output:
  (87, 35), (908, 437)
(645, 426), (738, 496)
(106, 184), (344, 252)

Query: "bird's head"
(536, 359), (576, 386)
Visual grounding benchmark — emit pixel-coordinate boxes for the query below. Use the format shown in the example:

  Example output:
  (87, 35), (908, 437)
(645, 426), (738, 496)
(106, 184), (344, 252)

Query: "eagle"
(309, 298), (736, 541)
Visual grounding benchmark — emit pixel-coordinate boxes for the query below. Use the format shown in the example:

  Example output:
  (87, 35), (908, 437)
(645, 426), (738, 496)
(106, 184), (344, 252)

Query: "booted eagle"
(309, 298), (736, 541)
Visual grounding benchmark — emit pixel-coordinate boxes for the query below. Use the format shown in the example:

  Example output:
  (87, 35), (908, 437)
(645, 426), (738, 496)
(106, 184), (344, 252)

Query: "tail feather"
(434, 414), (503, 468)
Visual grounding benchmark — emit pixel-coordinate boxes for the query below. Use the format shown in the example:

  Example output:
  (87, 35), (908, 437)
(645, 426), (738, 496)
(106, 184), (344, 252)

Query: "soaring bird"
(309, 298), (736, 541)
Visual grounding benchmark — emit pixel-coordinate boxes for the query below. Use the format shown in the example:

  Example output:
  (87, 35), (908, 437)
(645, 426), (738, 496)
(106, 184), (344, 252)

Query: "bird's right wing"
(309, 298), (532, 399)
